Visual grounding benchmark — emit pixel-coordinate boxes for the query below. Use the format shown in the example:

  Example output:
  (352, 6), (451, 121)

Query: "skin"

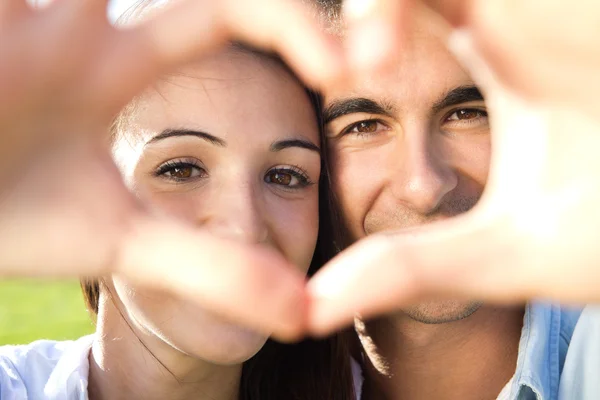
(0, 0), (347, 343)
(305, 0), (600, 341)
(87, 49), (321, 400)
(324, 7), (522, 400)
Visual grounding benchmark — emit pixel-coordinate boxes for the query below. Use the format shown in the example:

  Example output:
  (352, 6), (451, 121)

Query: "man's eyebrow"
(146, 129), (227, 147)
(270, 139), (320, 154)
(323, 97), (396, 124)
(432, 86), (484, 114)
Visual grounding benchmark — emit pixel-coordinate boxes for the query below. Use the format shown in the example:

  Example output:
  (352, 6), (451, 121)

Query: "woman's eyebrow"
(146, 129), (227, 147)
(270, 139), (320, 153)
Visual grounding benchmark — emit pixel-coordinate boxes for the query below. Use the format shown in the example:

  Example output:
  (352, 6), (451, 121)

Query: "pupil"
(358, 121), (377, 133)
(459, 110), (477, 119)
(174, 167), (191, 178)
(273, 173), (291, 185)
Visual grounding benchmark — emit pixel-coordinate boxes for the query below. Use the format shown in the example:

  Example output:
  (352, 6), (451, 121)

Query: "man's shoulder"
(0, 335), (93, 399)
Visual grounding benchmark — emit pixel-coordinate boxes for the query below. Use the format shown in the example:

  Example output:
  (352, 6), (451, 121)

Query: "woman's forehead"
(120, 49), (318, 146)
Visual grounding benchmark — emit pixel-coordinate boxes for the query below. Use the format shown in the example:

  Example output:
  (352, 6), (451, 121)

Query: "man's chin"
(403, 300), (483, 324)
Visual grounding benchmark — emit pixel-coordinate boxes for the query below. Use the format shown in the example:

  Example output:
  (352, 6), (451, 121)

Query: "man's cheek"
(331, 173), (367, 238)
(445, 139), (491, 187)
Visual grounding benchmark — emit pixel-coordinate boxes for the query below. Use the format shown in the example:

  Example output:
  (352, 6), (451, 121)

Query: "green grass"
(0, 279), (95, 345)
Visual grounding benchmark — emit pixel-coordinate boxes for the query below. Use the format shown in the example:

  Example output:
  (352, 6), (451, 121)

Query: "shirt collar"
(511, 302), (561, 400)
(44, 334), (94, 400)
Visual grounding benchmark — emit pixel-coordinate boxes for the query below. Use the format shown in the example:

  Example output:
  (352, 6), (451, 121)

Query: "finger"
(117, 217), (308, 342)
(68, 0), (111, 14)
(0, 0), (30, 20)
(306, 212), (531, 336)
(421, 0), (476, 26)
(343, 0), (406, 75)
(30, 0), (60, 10)
(131, 0), (346, 90)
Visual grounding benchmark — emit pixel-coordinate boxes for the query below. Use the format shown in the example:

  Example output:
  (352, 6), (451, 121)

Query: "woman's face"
(111, 49), (320, 364)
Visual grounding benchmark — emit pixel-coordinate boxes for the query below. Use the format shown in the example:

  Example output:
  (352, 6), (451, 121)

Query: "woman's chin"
(167, 316), (270, 365)
(193, 327), (269, 365)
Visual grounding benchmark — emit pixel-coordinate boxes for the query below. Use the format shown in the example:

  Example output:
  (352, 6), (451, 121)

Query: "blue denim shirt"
(557, 305), (600, 400)
(507, 302), (583, 400)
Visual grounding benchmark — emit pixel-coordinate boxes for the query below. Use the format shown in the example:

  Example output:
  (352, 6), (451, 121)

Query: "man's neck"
(361, 306), (524, 400)
(87, 294), (242, 400)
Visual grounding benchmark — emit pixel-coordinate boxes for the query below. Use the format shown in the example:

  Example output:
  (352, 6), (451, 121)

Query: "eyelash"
(154, 159), (205, 182)
(341, 119), (389, 137)
(337, 107), (487, 136)
(444, 108), (489, 126)
(266, 165), (314, 189)
(153, 160), (313, 189)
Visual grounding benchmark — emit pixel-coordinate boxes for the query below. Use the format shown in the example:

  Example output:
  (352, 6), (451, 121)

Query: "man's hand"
(342, 0), (600, 120)
(307, 29), (600, 335)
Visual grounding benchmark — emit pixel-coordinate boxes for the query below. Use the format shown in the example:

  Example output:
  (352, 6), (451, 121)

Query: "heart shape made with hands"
(3, 0), (600, 343)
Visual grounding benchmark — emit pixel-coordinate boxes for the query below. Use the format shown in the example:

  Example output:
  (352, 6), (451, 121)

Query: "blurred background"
(0, 0), (138, 346)
(0, 280), (94, 345)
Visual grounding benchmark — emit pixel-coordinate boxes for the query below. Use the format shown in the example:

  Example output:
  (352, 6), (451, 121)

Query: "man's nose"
(388, 133), (457, 214)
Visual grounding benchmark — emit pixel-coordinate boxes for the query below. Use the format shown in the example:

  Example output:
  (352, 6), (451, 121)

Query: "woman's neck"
(87, 295), (242, 400)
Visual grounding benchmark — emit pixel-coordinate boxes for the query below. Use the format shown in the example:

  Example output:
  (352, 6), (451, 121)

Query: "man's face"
(324, 11), (490, 323)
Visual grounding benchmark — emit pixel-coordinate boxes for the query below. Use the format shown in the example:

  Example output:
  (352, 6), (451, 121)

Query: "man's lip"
(364, 215), (452, 236)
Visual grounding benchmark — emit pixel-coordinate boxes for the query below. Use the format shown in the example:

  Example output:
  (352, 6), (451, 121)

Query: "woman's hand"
(0, 0), (345, 341)
(0, 0), (344, 176)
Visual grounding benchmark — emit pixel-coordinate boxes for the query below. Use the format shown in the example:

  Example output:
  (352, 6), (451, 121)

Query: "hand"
(0, 0), (345, 341)
(306, 31), (600, 335)
(342, 0), (600, 121)
(0, 0), (344, 178)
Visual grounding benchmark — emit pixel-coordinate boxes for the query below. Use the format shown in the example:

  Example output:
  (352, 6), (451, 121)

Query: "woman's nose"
(199, 181), (269, 244)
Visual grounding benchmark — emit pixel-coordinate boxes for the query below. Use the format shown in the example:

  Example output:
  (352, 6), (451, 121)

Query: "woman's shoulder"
(0, 335), (94, 400)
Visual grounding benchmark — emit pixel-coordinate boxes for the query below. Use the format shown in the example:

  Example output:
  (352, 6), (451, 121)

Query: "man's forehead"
(323, 1), (479, 113)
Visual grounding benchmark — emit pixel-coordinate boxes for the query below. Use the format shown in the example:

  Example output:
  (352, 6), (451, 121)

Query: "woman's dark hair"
(81, 2), (355, 399)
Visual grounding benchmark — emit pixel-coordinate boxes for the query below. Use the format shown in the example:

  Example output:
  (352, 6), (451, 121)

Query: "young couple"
(0, 1), (592, 400)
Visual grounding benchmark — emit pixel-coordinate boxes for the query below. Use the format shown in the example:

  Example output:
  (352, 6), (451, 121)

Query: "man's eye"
(155, 161), (206, 182)
(343, 120), (389, 136)
(264, 167), (313, 189)
(446, 109), (488, 122)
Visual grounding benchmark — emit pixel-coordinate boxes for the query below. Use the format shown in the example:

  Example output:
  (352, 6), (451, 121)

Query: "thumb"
(306, 211), (528, 336)
(116, 216), (308, 342)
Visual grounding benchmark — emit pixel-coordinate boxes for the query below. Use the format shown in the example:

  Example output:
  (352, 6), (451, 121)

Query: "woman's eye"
(265, 167), (312, 189)
(343, 119), (389, 136)
(155, 161), (205, 182)
(446, 108), (488, 122)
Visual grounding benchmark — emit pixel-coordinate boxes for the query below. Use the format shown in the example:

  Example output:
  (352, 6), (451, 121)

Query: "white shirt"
(496, 377), (514, 400)
(0, 335), (93, 400)
(1, 335), (362, 400)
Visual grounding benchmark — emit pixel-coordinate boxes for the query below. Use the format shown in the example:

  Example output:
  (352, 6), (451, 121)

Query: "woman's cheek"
(140, 187), (205, 223)
(267, 190), (319, 274)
